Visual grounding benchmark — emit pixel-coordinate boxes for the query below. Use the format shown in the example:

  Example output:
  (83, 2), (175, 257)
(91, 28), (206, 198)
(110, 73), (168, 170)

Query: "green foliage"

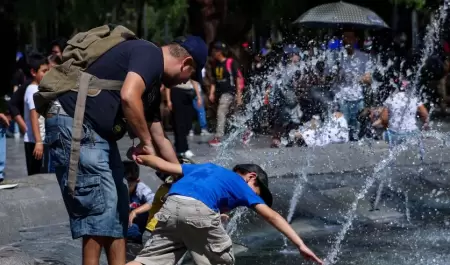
(14, 0), (188, 49)
(391, 0), (427, 10)
(144, 0), (188, 43)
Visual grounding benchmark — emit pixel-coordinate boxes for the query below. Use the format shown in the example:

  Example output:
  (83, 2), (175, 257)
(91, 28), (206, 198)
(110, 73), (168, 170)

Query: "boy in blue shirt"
(127, 155), (323, 265)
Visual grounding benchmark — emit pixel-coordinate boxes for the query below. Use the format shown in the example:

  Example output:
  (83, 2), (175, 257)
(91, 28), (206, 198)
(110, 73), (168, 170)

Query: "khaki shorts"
(135, 195), (234, 265)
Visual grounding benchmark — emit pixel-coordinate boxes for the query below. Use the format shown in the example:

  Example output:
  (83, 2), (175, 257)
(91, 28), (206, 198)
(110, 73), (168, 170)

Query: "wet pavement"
(2, 123), (450, 264)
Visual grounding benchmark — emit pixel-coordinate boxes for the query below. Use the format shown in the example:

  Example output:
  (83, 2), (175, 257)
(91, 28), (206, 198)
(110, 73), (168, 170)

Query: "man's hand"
(0, 114), (10, 127)
(129, 210), (137, 227)
(127, 142), (155, 161)
(33, 143), (44, 160)
(197, 97), (202, 107)
(167, 100), (173, 112)
(298, 244), (323, 264)
(209, 93), (215, 103)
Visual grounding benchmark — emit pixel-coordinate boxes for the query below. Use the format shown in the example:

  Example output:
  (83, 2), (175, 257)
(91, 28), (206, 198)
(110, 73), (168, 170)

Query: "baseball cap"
(172, 36), (208, 83)
(233, 164), (273, 207)
(213, 41), (227, 50)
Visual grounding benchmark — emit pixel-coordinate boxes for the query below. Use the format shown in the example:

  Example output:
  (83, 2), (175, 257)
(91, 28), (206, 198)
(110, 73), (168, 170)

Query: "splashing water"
(324, 139), (418, 265)
(282, 153), (312, 248)
(226, 207), (248, 236)
(404, 190), (411, 224)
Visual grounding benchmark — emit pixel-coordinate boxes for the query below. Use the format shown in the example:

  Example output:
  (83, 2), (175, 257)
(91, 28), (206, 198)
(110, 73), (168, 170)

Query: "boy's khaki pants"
(135, 195), (234, 265)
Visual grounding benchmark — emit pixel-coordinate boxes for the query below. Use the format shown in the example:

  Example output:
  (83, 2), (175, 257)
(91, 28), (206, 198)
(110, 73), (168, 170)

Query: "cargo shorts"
(45, 113), (129, 239)
(135, 195), (234, 265)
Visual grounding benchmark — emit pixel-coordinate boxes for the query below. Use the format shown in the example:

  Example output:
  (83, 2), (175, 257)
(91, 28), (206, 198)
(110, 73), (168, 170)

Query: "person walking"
(166, 79), (197, 158)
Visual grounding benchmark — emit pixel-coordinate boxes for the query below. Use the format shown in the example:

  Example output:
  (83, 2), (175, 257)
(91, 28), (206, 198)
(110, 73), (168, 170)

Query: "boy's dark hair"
(123, 160), (139, 181)
(233, 164), (273, 207)
(50, 38), (68, 52)
(27, 53), (48, 72)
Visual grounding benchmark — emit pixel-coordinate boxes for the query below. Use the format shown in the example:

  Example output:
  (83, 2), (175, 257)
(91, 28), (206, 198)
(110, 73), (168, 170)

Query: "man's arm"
(165, 86), (172, 111)
(121, 72), (152, 146)
(149, 121), (179, 164)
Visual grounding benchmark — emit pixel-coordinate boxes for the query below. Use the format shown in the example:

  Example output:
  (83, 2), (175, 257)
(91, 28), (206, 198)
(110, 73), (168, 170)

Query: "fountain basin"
(1, 140), (450, 264)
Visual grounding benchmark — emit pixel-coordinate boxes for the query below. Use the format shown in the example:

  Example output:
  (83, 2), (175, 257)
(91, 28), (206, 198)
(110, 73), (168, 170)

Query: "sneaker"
(0, 183), (18, 190)
(200, 129), (211, 136)
(189, 130), (194, 137)
(242, 130), (254, 145)
(183, 150), (195, 158)
(208, 137), (221, 147)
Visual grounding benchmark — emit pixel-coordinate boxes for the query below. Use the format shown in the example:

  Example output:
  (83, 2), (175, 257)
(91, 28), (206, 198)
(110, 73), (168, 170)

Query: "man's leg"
(104, 237), (127, 265)
(104, 140), (129, 265)
(215, 93), (233, 138)
(353, 100), (365, 140)
(82, 236), (103, 265)
(46, 114), (127, 265)
(0, 126), (5, 180)
(195, 95), (208, 130)
(24, 142), (35, 176)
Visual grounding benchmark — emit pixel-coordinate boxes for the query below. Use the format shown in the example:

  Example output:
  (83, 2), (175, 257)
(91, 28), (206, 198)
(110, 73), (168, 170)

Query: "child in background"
(23, 53), (49, 175)
(124, 161), (155, 243)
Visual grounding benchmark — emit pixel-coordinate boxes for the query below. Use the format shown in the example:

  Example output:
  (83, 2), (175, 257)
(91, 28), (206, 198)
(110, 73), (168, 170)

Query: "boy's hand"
(127, 142), (155, 161)
(298, 244), (323, 264)
(220, 213), (230, 224)
(129, 210), (137, 227)
(33, 143), (44, 160)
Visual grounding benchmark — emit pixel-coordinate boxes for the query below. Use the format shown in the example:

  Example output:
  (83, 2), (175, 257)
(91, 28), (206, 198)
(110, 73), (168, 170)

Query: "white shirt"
(299, 114), (349, 147)
(24, 84), (45, 143)
(383, 91), (422, 133)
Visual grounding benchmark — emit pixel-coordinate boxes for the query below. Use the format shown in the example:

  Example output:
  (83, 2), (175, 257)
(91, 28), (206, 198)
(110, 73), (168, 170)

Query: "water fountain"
(4, 3), (450, 265)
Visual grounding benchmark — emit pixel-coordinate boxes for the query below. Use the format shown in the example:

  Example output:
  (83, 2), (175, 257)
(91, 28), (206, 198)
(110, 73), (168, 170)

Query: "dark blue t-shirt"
(168, 163), (265, 212)
(58, 40), (164, 140)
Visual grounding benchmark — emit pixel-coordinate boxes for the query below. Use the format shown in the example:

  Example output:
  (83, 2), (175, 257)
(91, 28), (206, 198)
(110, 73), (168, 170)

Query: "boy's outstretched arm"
(254, 204), (323, 264)
(136, 155), (182, 176)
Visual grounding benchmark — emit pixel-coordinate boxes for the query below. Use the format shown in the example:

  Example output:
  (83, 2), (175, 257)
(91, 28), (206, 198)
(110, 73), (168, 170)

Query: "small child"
(23, 53), (49, 175)
(127, 156), (323, 265)
(124, 161), (155, 243)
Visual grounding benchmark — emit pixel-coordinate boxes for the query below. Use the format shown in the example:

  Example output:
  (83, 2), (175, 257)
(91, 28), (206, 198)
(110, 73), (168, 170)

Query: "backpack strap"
(67, 72), (123, 196)
(225, 58), (233, 74)
(225, 58), (245, 91)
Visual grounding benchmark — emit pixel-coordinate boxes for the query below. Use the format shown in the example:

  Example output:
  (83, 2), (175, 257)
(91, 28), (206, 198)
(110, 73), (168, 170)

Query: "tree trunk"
(136, 0), (145, 37)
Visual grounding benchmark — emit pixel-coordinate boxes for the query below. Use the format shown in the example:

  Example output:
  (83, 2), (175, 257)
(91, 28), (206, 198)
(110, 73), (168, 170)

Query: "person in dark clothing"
(165, 79), (198, 158)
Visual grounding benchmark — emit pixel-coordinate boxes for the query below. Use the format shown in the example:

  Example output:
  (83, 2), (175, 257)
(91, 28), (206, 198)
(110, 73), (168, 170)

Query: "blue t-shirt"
(58, 39), (163, 140)
(168, 163), (265, 212)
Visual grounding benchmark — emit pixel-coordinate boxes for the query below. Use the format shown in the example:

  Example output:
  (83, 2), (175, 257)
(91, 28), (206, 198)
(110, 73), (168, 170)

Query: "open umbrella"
(294, 1), (389, 29)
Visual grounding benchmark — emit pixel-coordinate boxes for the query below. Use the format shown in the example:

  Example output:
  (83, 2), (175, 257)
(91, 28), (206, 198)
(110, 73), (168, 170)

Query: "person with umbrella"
(335, 30), (373, 141)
